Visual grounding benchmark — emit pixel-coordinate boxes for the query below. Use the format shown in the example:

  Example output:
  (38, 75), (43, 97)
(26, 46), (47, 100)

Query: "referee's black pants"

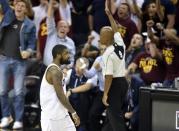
(102, 77), (128, 131)
(88, 90), (105, 131)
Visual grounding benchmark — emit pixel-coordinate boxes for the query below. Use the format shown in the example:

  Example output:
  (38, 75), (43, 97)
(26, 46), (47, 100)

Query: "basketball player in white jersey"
(40, 44), (80, 131)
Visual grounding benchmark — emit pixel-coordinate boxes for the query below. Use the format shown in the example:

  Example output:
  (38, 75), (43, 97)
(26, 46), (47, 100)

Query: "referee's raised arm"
(105, 0), (118, 33)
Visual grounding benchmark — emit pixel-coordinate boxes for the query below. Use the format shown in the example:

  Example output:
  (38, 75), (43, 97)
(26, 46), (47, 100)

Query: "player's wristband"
(72, 112), (77, 116)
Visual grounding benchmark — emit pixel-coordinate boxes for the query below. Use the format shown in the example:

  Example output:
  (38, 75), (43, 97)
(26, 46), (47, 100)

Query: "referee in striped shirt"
(101, 0), (128, 131)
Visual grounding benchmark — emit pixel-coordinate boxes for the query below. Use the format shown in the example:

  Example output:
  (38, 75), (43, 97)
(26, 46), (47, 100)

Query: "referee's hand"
(102, 94), (109, 106)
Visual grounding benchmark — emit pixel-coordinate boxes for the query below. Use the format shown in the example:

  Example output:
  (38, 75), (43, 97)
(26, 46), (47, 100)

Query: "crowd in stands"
(0, 0), (179, 130)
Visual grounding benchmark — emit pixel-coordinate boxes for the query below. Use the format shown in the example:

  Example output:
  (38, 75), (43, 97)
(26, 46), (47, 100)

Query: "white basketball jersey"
(40, 63), (68, 120)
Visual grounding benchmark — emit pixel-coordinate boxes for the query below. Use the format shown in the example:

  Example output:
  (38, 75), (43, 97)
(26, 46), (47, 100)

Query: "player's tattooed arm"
(48, 66), (76, 114)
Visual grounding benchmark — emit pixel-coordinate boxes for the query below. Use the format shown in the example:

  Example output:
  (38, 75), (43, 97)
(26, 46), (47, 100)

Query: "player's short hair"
(52, 45), (67, 59)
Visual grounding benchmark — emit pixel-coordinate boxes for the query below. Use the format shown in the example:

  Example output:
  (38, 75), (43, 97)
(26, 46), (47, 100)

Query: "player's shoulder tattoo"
(48, 66), (63, 80)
